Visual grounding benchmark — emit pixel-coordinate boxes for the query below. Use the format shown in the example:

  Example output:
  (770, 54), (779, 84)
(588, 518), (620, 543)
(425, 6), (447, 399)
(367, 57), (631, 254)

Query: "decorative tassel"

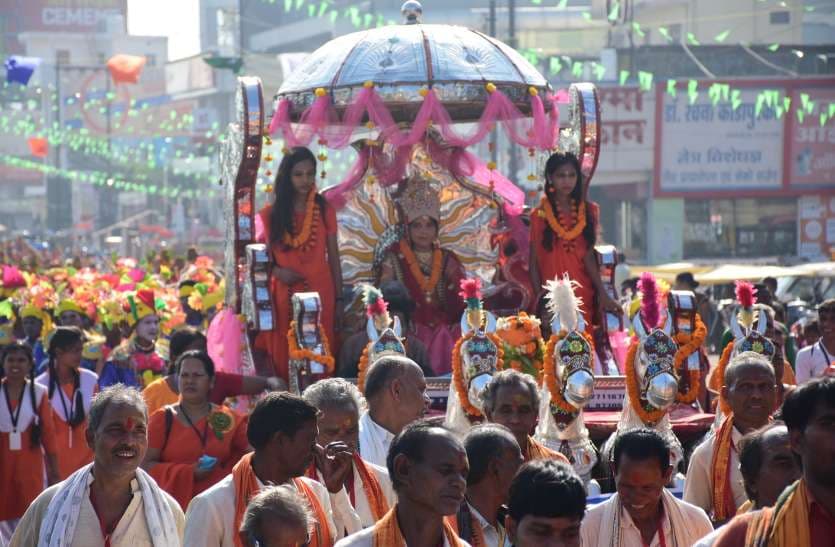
(735, 281), (757, 329)
(638, 272), (661, 330)
(544, 273), (584, 333)
(361, 284), (390, 331)
(459, 278), (483, 331)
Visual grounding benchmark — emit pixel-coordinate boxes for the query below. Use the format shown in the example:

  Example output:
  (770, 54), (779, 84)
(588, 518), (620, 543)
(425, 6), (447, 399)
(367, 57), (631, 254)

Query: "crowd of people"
(0, 146), (834, 546)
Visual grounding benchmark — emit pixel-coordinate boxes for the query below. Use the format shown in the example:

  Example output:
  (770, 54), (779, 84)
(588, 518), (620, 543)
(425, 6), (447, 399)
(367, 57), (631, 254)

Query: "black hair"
(738, 422), (787, 500)
(464, 423), (518, 486)
(541, 152), (596, 252)
(175, 349), (215, 378)
(1, 342), (41, 448)
(247, 392), (319, 450)
(818, 298), (835, 314)
(387, 420), (459, 492)
(270, 147), (326, 250)
(781, 376), (835, 434)
(363, 355), (419, 400)
(612, 428), (670, 472)
(168, 327), (207, 374)
(508, 459), (586, 521)
(46, 326), (85, 427)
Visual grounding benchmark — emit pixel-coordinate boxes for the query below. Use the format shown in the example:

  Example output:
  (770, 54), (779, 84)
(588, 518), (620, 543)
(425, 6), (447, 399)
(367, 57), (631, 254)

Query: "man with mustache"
(10, 384), (184, 546)
(685, 352), (777, 523)
(581, 429), (712, 547)
(184, 392), (347, 546)
(336, 421), (471, 547)
(358, 355), (430, 468)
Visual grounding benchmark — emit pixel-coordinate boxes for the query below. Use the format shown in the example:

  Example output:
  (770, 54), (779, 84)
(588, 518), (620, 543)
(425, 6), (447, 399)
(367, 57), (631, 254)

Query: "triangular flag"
(27, 137), (49, 158)
(4, 56), (41, 86)
(106, 54), (147, 84)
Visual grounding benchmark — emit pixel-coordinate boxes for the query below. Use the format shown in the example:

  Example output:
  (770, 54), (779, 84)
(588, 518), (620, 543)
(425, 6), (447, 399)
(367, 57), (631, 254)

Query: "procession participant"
(54, 298), (106, 374)
(337, 281), (431, 378)
(582, 429), (712, 546)
(0, 342), (59, 542)
(685, 352), (778, 523)
(529, 152), (620, 328)
(446, 424), (523, 547)
(142, 350), (250, 509)
(238, 485), (314, 547)
(254, 147), (344, 381)
(378, 178), (466, 375)
(358, 355), (430, 468)
(184, 392), (340, 546)
(505, 459), (586, 547)
(9, 385), (184, 547)
(35, 326), (98, 480)
(142, 327), (282, 414)
(795, 299), (835, 384)
(481, 369), (568, 464)
(19, 303), (51, 369)
(334, 421), (469, 547)
(713, 377), (835, 547)
(692, 423), (801, 547)
(303, 378), (395, 532)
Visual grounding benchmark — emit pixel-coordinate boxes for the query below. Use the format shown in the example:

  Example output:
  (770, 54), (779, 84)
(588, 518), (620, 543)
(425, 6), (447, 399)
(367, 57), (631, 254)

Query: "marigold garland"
(542, 330), (596, 417)
(673, 315), (707, 404)
(625, 339), (668, 425)
(357, 346), (370, 393)
(287, 320), (335, 374)
(399, 240), (442, 300)
(283, 190), (319, 249)
(537, 197), (587, 241)
(451, 331), (505, 418)
(709, 341), (735, 416)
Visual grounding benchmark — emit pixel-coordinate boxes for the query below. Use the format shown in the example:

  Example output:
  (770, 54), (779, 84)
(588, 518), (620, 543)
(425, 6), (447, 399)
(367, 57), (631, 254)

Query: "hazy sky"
(127, 0), (201, 60)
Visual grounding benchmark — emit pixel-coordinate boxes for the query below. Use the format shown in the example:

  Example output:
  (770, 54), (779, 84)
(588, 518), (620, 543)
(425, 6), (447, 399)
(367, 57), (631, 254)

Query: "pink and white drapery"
(269, 85), (570, 151)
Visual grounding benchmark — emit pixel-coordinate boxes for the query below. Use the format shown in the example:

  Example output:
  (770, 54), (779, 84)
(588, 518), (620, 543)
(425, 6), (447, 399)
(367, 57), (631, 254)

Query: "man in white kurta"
(358, 411), (395, 469)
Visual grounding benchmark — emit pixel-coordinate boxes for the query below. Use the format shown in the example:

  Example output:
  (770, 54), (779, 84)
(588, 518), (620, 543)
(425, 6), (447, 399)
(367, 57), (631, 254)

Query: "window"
(56, 50), (70, 65)
(770, 11), (790, 25)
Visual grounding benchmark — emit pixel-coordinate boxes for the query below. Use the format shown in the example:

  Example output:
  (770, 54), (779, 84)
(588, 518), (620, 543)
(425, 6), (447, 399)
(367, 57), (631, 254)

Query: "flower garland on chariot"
(445, 278), (504, 433)
(356, 284), (407, 393)
(494, 312), (546, 382)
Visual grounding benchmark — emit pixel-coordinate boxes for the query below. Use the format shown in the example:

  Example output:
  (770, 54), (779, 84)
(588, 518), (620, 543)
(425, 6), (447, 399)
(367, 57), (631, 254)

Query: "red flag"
(106, 54), (146, 84)
(28, 137), (48, 157)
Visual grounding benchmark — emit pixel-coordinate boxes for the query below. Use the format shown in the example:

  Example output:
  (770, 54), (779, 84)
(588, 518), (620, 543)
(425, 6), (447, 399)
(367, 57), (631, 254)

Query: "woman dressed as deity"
(529, 152), (620, 329)
(377, 179), (465, 375)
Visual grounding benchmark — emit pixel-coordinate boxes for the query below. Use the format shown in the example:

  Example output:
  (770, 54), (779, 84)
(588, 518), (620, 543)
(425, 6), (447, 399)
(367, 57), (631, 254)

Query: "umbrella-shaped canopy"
(695, 264), (798, 285)
(277, 1), (550, 121)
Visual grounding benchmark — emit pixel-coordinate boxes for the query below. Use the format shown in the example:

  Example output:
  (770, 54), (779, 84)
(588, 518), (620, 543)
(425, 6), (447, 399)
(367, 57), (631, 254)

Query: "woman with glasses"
(142, 350), (250, 509)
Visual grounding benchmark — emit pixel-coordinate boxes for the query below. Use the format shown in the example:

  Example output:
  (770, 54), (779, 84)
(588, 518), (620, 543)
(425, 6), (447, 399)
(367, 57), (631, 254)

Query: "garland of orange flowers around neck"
(287, 321), (335, 374)
(282, 190), (319, 249)
(673, 314), (707, 404)
(625, 339), (669, 426)
(399, 239), (442, 299)
(543, 330), (596, 420)
(537, 197), (586, 241)
(357, 346), (371, 393)
(451, 331), (505, 419)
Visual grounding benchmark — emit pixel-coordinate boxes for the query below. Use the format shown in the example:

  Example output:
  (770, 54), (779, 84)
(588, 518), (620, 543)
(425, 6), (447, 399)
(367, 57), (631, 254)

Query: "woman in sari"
(254, 147), (344, 381)
(142, 350), (249, 509)
(378, 179), (466, 375)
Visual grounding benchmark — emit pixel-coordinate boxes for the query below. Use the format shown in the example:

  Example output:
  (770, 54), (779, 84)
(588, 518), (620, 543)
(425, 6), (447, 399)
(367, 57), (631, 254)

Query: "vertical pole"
(489, 0), (497, 165)
(507, 0), (518, 183)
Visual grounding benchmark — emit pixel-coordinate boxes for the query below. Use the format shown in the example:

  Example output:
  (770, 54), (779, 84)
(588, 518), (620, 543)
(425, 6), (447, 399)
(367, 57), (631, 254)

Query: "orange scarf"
(711, 415), (738, 522)
(373, 505), (464, 547)
(232, 453), (333, 547)
(352, 452), (390, 521)
(525, 436), (569, 464)
(744, 480), (811, 547)
(444, 504), (487, 547)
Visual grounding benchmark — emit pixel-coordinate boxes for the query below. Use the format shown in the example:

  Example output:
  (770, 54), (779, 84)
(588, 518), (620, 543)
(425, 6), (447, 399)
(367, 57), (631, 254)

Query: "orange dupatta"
(353, 452), (390, 521)
(525, 436), (569, 464)
(711, 415), (738, 522)
(744, 480), (811, 547)
(373, 506), (465, 547)
(232, 453), (333, 547)
(444, 504), (487, 547)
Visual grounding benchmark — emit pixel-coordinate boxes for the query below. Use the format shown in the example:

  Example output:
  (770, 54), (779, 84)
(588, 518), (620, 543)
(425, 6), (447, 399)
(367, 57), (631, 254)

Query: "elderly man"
(184, 392), (346, 546)
(685, 352), (778, 523)
(10, 384), (184, 546)
(714, 377), (835, 547)
(303, 378), (395, 533)
(336, 421), (470, 547)
(358, 355), (430, 468)
(481, 369), (568, 464)
(505, 460), (586, 547)
(582, 429), (712, 546)
(238, 485), (313, 547)
(447, 424), (523, 547)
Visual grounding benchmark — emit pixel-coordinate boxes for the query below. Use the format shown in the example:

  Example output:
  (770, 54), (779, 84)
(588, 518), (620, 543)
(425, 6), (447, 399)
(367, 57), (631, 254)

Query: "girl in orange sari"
(142, 350), (249, 509)
(254, 147), (344, 382)
(529, 152), (620, 330)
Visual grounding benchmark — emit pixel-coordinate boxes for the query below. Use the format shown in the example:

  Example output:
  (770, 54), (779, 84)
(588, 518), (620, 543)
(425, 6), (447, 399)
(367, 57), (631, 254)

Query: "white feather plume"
(544, 273), (584, 332)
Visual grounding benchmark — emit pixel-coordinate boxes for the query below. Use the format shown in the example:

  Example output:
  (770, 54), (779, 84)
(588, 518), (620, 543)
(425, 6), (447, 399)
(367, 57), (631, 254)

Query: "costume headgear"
(357, 285), (406, 392)
(20, 305), (53, 339)
(0, 265), (26, 299)
(55, 299), (86, 319)
(125, 289), (159, 327)
(398, 178), (441, 224)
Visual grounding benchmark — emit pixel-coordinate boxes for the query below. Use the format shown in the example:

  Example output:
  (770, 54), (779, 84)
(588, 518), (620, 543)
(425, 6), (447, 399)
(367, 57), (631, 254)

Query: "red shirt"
(209, 372), (244, 405)
(809, 496), (835, 547)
